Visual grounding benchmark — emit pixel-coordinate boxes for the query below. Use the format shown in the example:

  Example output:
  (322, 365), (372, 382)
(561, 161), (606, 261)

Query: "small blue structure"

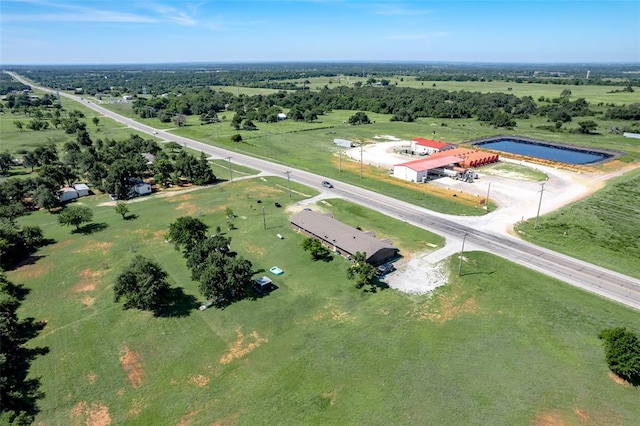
(269, 266), (283, 275)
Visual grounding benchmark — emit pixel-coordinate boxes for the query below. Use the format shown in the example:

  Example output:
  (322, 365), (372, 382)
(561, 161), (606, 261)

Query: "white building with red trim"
(410, 138), (456, 155)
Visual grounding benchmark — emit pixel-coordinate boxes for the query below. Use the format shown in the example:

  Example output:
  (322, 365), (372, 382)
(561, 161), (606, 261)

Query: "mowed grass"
(9, 177), (640, 425)
(515, 167), (640, 279)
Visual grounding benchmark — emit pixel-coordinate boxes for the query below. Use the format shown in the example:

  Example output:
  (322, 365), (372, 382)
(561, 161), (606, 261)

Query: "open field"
(8, 178), (640, 425)
(0, 90), (149, 154)
(515, 167), (640, 279)
(283, 75), (640, 105)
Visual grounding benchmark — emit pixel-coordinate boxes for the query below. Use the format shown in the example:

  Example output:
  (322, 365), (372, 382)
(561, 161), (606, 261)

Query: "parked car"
(322, 181), (333, 188)
(376, 263), (396, 277)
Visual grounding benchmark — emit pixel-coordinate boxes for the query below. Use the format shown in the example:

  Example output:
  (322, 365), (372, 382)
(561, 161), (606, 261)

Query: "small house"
(132, 182), (152, 196)
(59, 187), (79, 202)
(73, 183), (90, 197)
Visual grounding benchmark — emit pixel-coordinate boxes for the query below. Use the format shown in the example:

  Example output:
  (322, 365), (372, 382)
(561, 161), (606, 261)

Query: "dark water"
(476, 139), (609, 164)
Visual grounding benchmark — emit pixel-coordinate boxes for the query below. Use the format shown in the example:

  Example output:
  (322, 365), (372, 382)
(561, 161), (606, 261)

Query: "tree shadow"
(154, 287), (199, 318)
(124, 214), (139, 221)
(72, 222), (109, 235)
(3, 255), (47, 272)
(365, 278), (390, 293)
(460, 269), (497, 277)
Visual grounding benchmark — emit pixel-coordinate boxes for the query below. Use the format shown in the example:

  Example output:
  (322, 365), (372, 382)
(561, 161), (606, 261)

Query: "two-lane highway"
(7, 71), (640, 311)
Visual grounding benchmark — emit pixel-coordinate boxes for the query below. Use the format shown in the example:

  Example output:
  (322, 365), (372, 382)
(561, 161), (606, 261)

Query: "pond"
(473, 138), (612, 165)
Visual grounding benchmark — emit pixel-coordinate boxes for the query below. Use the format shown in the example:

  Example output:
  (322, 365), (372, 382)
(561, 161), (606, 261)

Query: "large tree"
(113, 255), (172, 313)
(166, 216), (209, 254)
(57, 205), (93, 231)
(186, 234), (232, 281)
(0, 274), (49, 425)
(598, 327), (640, 383)
(197, 253), (253, 307)
(346, 251), (377, 290)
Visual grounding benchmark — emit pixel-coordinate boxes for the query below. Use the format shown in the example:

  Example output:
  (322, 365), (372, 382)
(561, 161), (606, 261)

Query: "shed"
(277, 113), (287, 120)
(73, 183), (90, 197)
(59, 187), (79, 202)
(254, 276), (274, 294)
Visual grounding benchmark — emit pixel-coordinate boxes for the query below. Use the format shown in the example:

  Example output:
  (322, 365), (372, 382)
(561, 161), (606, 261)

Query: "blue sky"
(1, 0), (638, 65)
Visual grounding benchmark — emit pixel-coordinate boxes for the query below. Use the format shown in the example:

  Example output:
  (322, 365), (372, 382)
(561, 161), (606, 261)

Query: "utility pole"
(339, 149), (342, 172)
(485, 181), (491, 211)
(360, 143), (363, 179)
(225, 156), (233, 182)
(534, 181), (546, 229)
(458, 233), (468, 276)
(284, 171), (292, 198)
(262, 206), (266, 230)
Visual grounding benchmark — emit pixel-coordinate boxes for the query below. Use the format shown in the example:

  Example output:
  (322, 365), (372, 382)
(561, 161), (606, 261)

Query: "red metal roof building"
(392, 155), (463, 182)
(430, 148), (499, 168)
(410, 138), (457, 155)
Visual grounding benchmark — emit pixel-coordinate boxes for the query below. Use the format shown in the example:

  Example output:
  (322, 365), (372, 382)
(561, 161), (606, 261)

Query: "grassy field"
(0, 90), (149, 154)
(515, 167), (640, 279)
(9, 177), (640, 425)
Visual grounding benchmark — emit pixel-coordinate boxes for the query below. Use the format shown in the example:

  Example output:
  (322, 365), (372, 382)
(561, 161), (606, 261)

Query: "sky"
(1, 0), (639, 65)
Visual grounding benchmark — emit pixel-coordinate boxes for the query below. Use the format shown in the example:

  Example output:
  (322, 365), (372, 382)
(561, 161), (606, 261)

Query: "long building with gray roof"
(290, 210), (398, 265)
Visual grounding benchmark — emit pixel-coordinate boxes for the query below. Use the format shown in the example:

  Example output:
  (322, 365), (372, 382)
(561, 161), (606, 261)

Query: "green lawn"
(515, 167), (640, 279)
(9, 177), (640, 425)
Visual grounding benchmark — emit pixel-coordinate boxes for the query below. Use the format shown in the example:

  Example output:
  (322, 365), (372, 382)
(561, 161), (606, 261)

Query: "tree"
(231, 134), (242, 142)
(114, 201), (129, 219)
(166, 216), (208, 253)
(113, 255), (172, 313)
(0, 274), (49, 425)
(598, 327), (640, 383)
(33, 185), (59, 212)
(0, 151), (13, 175)
(346, 251), (377, 290)
(348, 111), (371, 125)
(13, 120), (24, 132)
(186, 234), (232, 281)
(301, 237), (332, 261)
(22, 151), (39, 172)
(577, 120), (598, 134)
(0, 219), (45, 268)
(197, 253), (253, 307)
(92, 116), (100, 126)
(173, 113), (187, 127)
(58, 205), (93, 231)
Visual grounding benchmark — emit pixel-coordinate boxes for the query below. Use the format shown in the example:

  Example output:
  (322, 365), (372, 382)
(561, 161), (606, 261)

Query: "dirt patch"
(387, 256), (448, 294)
(532, 411), (566, 426)
(188, 374), (210, 387)
(128, 398), (147, 417)
(244, 244), (266, 256)
(178, 410), (198, 426)
(73, 269), (106, 293)
(74, 241), (112, 256)
(70, 401), (112, 426)
(313, 302), (354, 323)
(87, 372), (97, 384)
(119, 346), (145, 389)
(167, 194), (193, 203)
(607, 371), (632, 387)
(220, 328), (268, 365)
(80, 295), (96, 307)
(415, 292), (478, 323)
(212, 412), (240, 426)
(175, 202), (200, 216)
(11, 258), (52, 280)
(322, 389), (337, 406)
(572, 407), (591, 422)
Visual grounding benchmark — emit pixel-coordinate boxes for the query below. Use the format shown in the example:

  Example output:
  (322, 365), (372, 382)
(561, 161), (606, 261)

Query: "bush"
(598, 327), (640, 384)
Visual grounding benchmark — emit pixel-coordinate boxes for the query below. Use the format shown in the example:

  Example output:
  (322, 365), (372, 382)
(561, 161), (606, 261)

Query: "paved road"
(8, 71), (640, 311)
